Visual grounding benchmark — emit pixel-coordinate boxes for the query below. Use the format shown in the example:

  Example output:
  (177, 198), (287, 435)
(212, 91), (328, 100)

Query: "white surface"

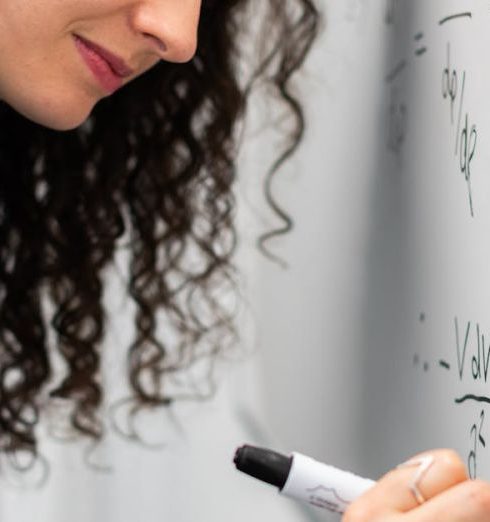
(356, 0), (490, 482)
(237, 0), (388, 477)
(242, 0), (490, 489)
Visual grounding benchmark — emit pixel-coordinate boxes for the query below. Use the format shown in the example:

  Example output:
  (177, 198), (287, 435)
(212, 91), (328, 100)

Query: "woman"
(0, 0), (319, 453)
(0, 0), (487, 520)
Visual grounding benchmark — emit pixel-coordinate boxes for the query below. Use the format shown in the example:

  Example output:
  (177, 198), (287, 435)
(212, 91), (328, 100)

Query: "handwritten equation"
(415, 316), (490, 479)
(384, 6), (479, 217)
(441, 42), (477, 216)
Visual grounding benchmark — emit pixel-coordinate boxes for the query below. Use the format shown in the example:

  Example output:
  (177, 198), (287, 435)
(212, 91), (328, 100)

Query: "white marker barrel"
(281, 452), (376, 513)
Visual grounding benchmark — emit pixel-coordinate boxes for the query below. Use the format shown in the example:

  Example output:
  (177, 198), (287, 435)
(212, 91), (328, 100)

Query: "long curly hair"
(0, 0), (320, 460)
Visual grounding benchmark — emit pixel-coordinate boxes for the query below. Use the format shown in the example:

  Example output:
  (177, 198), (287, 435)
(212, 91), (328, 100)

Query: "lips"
(73, 34), (135, 94)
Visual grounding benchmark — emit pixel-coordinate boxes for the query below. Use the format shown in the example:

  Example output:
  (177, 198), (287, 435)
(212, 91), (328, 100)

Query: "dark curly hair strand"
(0, 0), (321, 461)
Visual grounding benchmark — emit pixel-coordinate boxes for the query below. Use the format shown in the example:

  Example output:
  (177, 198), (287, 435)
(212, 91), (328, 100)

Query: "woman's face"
(0, 0), (202, 130)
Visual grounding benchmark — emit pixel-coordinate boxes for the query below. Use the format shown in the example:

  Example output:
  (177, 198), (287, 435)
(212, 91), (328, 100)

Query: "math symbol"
(468, 409), (485, 479)
(385, 0), (398, 25)
(460, 115), (477, 217)
(441, 43), (458, 124)
(441, 42), (478, 217)
(414, 32), (427, 57)
(387, 86), (407, 160)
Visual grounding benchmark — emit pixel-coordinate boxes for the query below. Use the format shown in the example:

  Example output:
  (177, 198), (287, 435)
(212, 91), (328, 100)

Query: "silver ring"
(396, 454), (435, 505)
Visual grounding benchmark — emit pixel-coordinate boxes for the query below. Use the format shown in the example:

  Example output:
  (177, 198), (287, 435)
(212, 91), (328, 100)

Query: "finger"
(404, 479), (490, 522)
(343, 449), (468, 520)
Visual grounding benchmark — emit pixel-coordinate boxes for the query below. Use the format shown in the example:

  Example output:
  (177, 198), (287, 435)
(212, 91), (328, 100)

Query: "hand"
(343, 449), (490, 521)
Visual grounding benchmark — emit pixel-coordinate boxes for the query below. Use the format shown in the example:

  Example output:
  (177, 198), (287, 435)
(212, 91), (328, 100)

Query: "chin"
(23, 106), (93, 131)
(7, 92), (96, 131)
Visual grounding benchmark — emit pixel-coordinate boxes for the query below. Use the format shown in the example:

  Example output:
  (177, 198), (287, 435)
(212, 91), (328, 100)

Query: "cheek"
(0, 43), (100, 130)
(0, 1), (112, 130)
(1, 25), (109, 129)
(2, 77), (96, 131)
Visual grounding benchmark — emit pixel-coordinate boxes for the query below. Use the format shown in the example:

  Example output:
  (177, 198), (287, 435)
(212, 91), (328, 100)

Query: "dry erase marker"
(233, 444), (375, 513)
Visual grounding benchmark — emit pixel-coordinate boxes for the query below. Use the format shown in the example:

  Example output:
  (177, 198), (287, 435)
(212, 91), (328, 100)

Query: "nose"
(131, 0), (202, 63)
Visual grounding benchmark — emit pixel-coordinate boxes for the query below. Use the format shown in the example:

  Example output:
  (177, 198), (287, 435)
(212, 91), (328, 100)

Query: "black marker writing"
(441, 44), (477, 217)
(414, 32), (427, 57)
(468, 410), (485, 479)
(439, 12), (472, 26)
(385, 0), (399, 25)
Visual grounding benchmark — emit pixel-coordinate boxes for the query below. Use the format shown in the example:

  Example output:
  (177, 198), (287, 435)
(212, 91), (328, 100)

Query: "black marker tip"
(233, 444), (292, 490)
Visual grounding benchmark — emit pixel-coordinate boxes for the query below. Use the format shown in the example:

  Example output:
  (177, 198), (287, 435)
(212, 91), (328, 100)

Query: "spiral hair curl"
(0, 0), (320, 459)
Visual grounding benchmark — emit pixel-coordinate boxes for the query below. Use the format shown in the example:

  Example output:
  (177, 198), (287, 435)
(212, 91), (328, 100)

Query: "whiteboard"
(241, 0), (490, 494)
(358, 0), (490, 482)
